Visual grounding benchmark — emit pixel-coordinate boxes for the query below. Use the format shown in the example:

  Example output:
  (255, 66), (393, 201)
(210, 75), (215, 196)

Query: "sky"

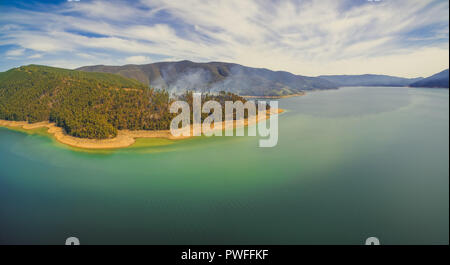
(0, 0), (448, 77)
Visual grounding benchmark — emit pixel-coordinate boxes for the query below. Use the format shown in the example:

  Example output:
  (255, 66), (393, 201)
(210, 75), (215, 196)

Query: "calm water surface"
(0, 86), (448, 244)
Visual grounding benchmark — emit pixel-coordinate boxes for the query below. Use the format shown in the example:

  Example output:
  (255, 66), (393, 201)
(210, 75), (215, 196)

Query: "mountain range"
(410, 69), (449, 88)
(78, 61), (448, 96)
(77, 61), (338, 97)
(318, 74), (423, 87)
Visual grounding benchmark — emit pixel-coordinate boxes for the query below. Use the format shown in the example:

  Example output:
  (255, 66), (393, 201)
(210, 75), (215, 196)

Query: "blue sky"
(0, 0), (448, 77)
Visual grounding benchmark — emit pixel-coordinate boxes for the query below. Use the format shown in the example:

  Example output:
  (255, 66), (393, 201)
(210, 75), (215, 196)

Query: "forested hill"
(0, 65), (173, 139)
(0, 65), (251, 140)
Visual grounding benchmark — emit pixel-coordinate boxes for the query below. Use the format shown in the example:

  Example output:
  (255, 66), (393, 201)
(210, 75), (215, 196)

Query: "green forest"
(0, 65), (253, 139)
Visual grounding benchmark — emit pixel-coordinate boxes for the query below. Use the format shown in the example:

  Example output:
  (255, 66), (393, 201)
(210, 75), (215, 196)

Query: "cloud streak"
(0, 0), (448, 77)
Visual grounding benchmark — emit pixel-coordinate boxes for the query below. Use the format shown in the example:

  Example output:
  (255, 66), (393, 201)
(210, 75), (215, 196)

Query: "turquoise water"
(0, 86), (448, 245)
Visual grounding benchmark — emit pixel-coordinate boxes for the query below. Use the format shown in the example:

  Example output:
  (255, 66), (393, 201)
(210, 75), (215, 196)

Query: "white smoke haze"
(152, 65), (213, 94)
(167, 68), (212, 94)
(150, 65), (278, 96)
(210, 67), (252, 95)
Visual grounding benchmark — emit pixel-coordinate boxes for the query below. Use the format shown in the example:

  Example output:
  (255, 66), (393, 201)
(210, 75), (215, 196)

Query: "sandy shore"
(0, 108), (283, 149)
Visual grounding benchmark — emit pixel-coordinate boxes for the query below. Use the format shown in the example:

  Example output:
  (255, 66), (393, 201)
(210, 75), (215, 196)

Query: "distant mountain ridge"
(410, 69), (449, 88)
(77, 60), (338, 96)
(77, 61), (448, 93)
(318, 74), (423, 87)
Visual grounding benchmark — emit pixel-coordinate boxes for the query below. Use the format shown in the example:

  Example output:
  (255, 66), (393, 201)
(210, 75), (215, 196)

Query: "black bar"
(0, 245), (448, 264)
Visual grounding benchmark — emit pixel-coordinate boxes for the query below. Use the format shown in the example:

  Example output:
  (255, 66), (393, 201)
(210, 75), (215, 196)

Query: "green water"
(0, 87), (448, 245)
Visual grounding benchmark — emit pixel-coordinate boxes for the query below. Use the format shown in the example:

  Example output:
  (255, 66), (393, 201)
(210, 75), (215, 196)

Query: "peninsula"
(0, 65), (283, 149)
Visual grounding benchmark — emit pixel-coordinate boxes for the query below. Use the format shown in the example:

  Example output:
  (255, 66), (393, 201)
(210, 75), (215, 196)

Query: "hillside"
(318, 74), (422, 87)
(0, 65), (252, 140)
(0, 65), (172, 139)
(410, 69), (449, 88)
(77, 60), (338, 96)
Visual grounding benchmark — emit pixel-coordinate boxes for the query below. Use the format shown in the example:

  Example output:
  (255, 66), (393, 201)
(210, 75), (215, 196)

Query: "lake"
(0, 86), (448, 244)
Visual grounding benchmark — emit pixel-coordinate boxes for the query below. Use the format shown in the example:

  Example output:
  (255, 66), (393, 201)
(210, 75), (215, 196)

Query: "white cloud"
(28, 54), (43, 59)
(125, 55), (151, 64)
(5, 48), (25, 56)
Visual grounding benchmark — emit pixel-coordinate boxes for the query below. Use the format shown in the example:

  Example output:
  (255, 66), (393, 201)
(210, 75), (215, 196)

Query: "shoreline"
(0, 108), (283, 150)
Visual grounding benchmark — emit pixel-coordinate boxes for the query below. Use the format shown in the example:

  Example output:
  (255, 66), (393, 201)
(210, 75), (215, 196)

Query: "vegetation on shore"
(0, 65), (253, 139)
